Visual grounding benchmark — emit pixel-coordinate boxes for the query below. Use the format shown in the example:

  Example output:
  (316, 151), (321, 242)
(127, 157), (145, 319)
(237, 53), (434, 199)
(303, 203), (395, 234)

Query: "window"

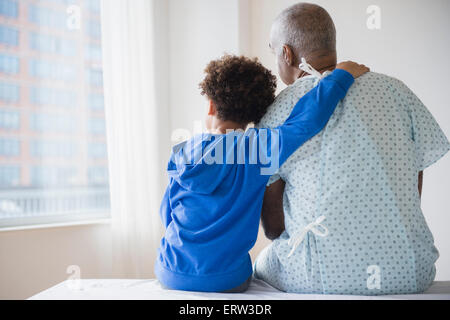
(0, 53), (19, 74)
(0, 82), (19, 102)
(30, 32), (76, 57)
(86, 44), (102, 61)
(30, 113), (76, 133)
(28, 4), (66, 29)
(86, 20), (101, 39)
(86, 68), (103, 86)
(0, 166), (19, 188)
(89, 117), (105, 134)
(30, 87), (77, 108)
(29, 59), (76, 82)
(0, 0), (109, 228)
(0, 138), (19, 156)
(88, 166), (108, 185)
(0, 110), (19, 129)
(31, 166), (77, 187)
(85, 0), (100, 13)
(30, 140), (77, 158)
(0, 25), (18, 46)
(0, 0), (18, 19)
(88, 142), (107, 158)
(88, 93), (104, 110)
(47, 0), (78, 5)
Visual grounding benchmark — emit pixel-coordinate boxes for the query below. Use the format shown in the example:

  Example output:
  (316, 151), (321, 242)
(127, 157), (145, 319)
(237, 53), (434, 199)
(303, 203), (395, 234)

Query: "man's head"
(270, 2), (337, 85)
(199, 54), (277, 130)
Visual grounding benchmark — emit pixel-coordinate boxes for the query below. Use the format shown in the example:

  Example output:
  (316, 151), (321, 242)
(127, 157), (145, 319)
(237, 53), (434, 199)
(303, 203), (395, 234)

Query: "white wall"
(0, 224), (113, 299)
(168, 0), (241, 134)
(248, 0), (450, 280)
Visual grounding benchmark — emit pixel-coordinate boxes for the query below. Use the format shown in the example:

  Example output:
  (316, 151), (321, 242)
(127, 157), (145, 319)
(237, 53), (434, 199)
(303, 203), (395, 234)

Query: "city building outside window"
(0, 0), (109, 228)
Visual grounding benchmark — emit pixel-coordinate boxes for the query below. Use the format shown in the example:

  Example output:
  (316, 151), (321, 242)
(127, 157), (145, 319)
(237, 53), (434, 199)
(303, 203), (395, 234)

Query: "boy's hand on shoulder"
(336, 61), (370, 79)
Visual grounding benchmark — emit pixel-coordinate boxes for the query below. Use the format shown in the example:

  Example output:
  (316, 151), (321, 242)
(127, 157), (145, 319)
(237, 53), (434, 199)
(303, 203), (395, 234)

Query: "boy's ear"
(208, 100), (217, 116)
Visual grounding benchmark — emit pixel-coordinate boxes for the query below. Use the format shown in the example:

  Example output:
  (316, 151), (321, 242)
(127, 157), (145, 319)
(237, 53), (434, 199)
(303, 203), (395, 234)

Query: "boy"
(155, 54), (368, 292)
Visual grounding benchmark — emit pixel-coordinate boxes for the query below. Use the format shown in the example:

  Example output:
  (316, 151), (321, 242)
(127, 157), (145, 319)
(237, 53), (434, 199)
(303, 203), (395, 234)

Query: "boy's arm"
(159, 185), (172, 228)
(275, 68), (356, 166)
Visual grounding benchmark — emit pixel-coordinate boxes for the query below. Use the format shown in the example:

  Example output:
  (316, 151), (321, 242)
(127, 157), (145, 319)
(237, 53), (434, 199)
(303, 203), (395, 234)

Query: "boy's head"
(199, 54), (277, 131)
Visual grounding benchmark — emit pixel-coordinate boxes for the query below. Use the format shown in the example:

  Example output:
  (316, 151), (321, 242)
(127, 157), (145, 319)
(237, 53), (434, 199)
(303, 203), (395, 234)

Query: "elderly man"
(254, 3), (450, 295)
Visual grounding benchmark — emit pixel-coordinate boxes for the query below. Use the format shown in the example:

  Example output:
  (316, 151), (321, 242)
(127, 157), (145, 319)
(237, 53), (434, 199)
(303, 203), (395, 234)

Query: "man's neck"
(316, 64), (337, 73)
(297, 53), (337, 79)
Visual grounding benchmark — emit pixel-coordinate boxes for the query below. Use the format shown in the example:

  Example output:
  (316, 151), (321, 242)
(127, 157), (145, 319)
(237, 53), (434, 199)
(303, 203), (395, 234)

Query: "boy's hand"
(336, 61), (370, 79)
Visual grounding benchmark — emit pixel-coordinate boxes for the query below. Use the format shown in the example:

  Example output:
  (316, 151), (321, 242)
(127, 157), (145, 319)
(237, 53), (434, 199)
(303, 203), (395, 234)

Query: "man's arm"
(261, 179), (286, 240)
(418, 171), (423, 198)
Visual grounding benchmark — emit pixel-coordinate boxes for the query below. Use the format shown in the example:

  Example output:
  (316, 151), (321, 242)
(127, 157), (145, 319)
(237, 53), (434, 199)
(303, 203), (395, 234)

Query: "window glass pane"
(30, 32), (76, 57)
(0, 0), (109, 227)
(0, 24), (19, 46)
(0, 0), (18, 19)
(0, 110), (19, 129)
(0, 53), (19, 74)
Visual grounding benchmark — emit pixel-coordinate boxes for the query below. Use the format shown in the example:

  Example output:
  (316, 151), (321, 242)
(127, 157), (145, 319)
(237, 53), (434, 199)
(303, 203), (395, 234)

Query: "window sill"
(0, 218), (111, 233)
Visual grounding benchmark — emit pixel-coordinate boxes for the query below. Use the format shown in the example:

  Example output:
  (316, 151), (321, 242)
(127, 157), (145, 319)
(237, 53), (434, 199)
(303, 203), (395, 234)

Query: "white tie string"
(299, 57), (326, 79)
(287, 215), (329, 258)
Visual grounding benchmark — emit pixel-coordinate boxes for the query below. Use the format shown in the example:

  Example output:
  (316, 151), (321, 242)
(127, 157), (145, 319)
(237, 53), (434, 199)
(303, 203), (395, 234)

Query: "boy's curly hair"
(199, 54), (277, 125)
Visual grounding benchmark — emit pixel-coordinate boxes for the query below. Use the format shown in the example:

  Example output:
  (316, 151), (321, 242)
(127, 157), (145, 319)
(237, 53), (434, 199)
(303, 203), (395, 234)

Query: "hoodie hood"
(168, 134), (235, 195)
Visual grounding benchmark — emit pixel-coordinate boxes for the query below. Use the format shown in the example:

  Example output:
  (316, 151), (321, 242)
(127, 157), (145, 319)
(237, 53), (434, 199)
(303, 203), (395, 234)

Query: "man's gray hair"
(273, 3), (336, 56)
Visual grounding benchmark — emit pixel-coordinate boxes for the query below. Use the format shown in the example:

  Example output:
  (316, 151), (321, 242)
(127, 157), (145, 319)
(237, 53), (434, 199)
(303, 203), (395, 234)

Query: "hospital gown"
(254, 72), (450, 295)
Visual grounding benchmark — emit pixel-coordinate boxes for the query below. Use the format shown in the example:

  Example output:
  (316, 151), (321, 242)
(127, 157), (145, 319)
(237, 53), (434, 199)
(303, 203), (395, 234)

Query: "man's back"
(255, 72), (450, 295)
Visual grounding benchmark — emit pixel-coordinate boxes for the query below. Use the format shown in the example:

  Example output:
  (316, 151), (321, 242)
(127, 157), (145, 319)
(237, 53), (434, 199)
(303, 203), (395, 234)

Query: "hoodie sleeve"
(275, 69), (354, 166)
(159, 184), (172, 228)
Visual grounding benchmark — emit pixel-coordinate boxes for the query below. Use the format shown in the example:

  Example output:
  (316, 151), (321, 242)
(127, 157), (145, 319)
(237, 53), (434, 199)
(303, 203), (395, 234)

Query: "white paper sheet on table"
(29, 279), (450, 300)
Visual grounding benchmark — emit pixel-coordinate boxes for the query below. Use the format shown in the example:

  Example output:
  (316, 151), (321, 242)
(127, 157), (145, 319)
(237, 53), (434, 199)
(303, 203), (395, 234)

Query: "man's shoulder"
(278, 76), (319, 100)
(350, 71), (416, 107)
(258, 77), (318, 128)
(258, 72), (410, 129)
(353, 71), (407, 91)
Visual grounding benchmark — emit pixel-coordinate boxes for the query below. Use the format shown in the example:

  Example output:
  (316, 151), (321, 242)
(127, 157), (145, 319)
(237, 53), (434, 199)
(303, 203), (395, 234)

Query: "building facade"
(0, 0), (109, 221)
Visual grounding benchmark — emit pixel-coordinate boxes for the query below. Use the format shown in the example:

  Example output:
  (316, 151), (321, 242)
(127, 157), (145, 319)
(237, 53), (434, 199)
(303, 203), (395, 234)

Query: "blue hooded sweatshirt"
(155, 69), (354, 292)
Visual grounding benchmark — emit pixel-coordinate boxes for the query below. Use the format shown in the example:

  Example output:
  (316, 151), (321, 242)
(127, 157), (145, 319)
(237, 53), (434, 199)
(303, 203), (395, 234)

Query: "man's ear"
(282, 45), (295, 66)
(208, 100), (217, 116)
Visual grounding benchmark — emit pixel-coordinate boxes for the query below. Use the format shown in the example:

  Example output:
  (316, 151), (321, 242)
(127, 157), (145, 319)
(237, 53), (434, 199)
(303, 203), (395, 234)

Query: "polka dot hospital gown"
(254, 72), (450, 295)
